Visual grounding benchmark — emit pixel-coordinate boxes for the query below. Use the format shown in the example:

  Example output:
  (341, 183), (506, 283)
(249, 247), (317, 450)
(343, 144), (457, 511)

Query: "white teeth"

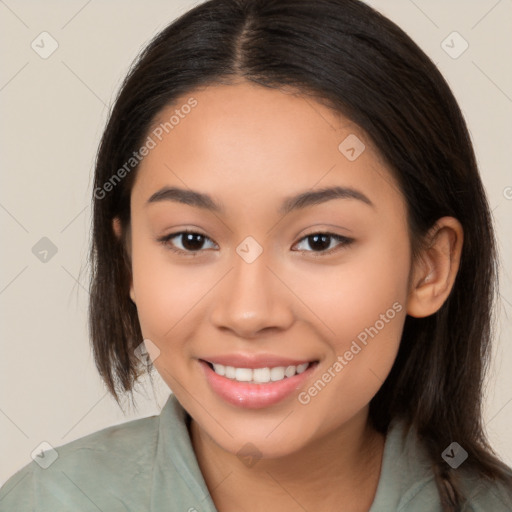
(296, 363), (309, 374)
(284, 365), (296, 378)
(235, 368), (253, 382)
(270, 366), (285, 381)
(212, 363), (225, 376)
(253, 367), (271, 383)
(209, 362), (311, 383)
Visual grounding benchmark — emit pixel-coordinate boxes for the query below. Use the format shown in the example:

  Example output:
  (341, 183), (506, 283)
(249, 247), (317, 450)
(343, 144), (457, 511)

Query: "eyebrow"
(146, 185), (374, 214)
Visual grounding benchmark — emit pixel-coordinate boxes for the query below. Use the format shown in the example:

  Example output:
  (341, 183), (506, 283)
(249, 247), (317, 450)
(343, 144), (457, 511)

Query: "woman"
(1, 0), (511, 510)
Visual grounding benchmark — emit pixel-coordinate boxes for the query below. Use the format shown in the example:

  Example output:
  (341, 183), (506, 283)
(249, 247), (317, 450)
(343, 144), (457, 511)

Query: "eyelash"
(157, 230), (354, 258)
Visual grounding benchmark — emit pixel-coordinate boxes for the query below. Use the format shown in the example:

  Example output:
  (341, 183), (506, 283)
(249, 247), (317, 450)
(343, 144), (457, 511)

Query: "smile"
(199, 358), (319, 409)
(207, 361), (311, 384)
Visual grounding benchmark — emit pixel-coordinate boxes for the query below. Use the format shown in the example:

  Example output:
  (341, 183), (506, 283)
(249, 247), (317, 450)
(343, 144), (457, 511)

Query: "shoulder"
(398, 474), (512, 512)
(457, 466), (512, 512)
(373, 420), (512, 512)
(0, 413), (160, 511)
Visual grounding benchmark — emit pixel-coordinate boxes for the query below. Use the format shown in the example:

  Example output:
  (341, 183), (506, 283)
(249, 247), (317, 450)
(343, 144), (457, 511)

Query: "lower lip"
(199, 360), (317, 409)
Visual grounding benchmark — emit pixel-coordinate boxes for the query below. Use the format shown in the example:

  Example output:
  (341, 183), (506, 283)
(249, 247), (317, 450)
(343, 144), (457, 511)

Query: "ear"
(112, 217), (136, 304)
(406, 217), (463, 318)
(112, 216), (123, 239)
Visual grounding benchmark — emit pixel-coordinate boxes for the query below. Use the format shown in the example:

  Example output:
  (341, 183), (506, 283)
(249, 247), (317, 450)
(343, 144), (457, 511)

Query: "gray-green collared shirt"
(1, 393), (511, 511)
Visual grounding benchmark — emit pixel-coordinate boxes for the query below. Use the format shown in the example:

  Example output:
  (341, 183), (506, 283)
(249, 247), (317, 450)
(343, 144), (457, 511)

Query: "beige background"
(1, 0), (511, 486)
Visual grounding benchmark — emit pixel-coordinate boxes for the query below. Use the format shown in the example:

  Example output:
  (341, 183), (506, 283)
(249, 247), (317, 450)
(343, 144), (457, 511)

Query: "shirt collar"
(369, 417), (436, 510)
(152, 394), (434, 512)
(151, 393), (218, 512)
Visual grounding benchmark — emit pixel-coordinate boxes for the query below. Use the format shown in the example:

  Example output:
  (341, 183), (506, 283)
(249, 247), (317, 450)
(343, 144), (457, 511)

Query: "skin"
(115, 81), (463, 512)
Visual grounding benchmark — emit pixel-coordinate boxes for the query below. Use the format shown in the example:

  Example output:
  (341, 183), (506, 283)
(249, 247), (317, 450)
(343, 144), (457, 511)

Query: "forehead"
(132, 82), (403, 216)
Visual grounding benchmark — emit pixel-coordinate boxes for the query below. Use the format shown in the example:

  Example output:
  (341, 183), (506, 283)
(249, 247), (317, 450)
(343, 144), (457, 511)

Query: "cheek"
(293, 228), (410, 409)
(312, 233), (409, 402)
(295, 229), (410, 345)
(130, 232), (200, 340)
(129, 231), (226, 372)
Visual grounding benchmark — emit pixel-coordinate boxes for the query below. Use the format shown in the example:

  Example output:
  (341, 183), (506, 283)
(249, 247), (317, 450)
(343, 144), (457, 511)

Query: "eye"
(293, 232), (354, 256)
(158, 230), (354, 257)
(158, 230), (217, 256)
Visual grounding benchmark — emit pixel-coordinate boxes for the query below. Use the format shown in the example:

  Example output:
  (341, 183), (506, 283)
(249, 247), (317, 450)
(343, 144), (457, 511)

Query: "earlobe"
(112, 216), (136, 304)
(112, 217), (122, 239)
(406, 217), (463, 318)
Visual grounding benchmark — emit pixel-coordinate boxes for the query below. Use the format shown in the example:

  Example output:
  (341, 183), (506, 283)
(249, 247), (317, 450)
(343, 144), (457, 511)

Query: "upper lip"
(200, 354), (317, 369)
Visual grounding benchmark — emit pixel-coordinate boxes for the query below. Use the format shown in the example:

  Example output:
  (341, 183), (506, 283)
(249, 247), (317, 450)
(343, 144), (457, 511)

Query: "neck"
(189, 407), (385, 512)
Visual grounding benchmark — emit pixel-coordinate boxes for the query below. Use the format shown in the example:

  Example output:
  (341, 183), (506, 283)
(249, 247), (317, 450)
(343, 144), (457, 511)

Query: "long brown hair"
(88, 0), (512, 508)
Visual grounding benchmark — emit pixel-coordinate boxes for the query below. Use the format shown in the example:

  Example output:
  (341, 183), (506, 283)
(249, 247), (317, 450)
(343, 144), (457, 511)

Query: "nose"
(209, 248), (295, 338)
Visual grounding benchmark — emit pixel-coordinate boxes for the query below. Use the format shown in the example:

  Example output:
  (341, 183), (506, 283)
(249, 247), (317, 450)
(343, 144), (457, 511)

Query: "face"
(127, 81), (413, 458)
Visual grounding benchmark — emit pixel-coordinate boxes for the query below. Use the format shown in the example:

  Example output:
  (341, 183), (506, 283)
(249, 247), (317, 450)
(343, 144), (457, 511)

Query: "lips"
(198, 355), (319, 409)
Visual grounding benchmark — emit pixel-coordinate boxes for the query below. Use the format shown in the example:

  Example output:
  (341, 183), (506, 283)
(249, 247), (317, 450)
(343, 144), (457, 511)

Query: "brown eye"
(158, 230), (353, 257)
(158, 230), (217, 255)
(294, 233), (354, 256)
